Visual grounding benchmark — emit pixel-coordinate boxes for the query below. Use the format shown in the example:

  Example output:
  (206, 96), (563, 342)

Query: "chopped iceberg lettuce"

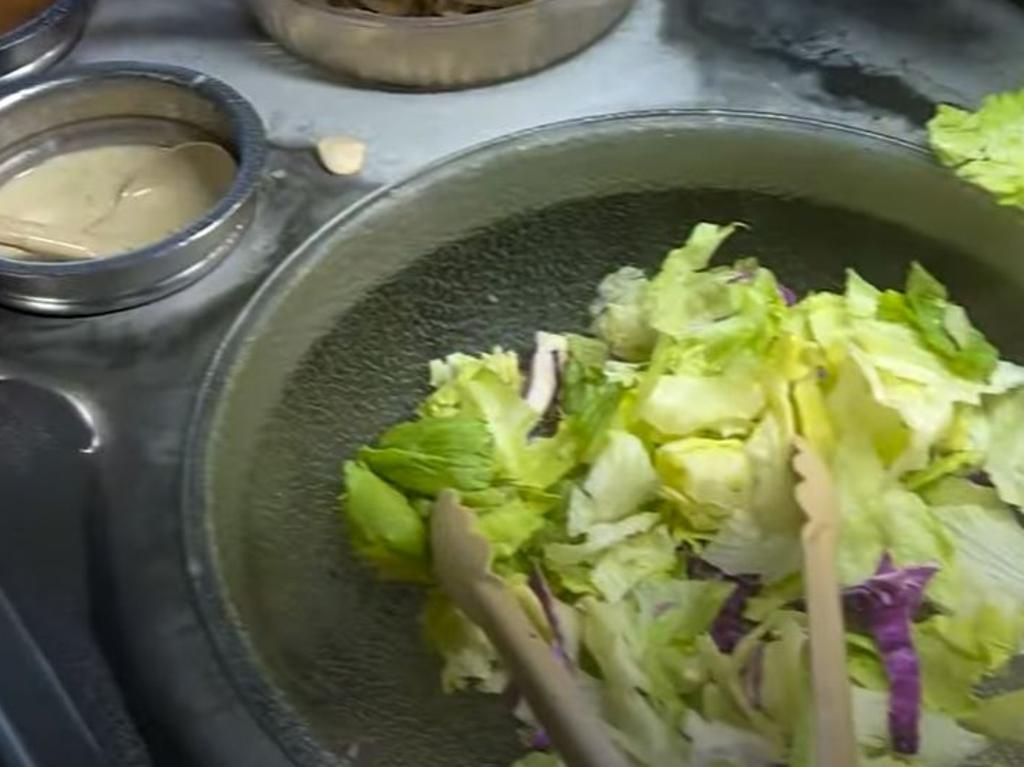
(341, 220), (1024, 767)
(928, 88), (1024, 208)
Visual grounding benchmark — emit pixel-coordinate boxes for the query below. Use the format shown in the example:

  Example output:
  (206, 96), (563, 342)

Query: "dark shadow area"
(659, 0), (1013, 123)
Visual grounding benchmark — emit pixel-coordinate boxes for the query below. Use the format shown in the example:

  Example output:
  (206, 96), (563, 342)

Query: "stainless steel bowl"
(0, 0), (94, 83)
(246, 0), (635, 89)
(0, 63), (267, 315)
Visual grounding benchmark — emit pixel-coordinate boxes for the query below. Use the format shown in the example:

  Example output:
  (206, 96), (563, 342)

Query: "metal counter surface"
(72, 0), (1024, 184)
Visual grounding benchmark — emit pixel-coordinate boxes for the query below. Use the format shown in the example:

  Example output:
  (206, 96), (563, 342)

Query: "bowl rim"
(0, 61), (267, 278)
(288, 0), (631, 30)
(182, 108), (940, 766)
(0, 0), (80, 50)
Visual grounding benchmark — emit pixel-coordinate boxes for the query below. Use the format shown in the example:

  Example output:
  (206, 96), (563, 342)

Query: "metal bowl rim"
(180, 108), (936, 765)
(277, 0), (631, 30)
(0, 0), (82, 51)
(0, 61), (267, 276)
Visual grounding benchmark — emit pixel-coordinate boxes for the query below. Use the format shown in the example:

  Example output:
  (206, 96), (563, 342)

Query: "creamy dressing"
(0, 142), (237, 260)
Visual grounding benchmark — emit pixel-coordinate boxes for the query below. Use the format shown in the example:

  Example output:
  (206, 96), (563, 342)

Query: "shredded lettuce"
(928, 88), (1024, 208)
(360, 415), (495, 495)
(341, 221), (1024, 767)
(963, 689), (1024, 743)
(342, 461), (429, 581)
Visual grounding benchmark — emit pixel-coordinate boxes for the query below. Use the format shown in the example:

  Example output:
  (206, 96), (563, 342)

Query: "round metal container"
(180, 112), (1024, 767)
(246, 0), (636, 89)
(0, 63), (267, 315)
(0, 0), (94, 83)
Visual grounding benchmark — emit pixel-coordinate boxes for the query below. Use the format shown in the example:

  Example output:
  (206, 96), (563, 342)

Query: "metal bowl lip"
(0, 61), (267, 277)
(181, 108), (934, 763)
(288, 0), (632, 30)
(0, 0), (83, 52)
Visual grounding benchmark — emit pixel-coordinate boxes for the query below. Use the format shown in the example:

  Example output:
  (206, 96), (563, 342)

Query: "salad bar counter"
(2, 1), (1024, 766)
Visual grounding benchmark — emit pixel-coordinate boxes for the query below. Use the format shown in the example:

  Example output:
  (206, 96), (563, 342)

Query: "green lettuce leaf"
(696, 631), (785, 749)
(684, 712), (779, 767)
(591, 266), (657, 362)
(360, 415), (495, 496)
(916, 603), (1024, 716)
(423, 349), (576, 489)
(590, 526), (678, 602)
(567, 431), (659, 536)
(963, 689), (1024, 743)
(983, 385), (1024, 507)
(852, 687), (990, 767)
(656, 437), (752, 516)
(422, 591), (506, 693)
(342, 461), (428, 581)
(545, 513), (661, 567)
(582, 580), (733, 711)
(829, 432), (955, 601)
(759, 614), (810, 739)
(928, 89), (1024, 208)
(644, 223), (740, 340)
(902, 262), (998, 382)
(475, 497), (549, 560)
(701, 508), (803, 582)
(638, 372), (765, 438)
(560, 334), (624, 458)
(926, 477), (1024, 605)
(602, 684), (692, 767)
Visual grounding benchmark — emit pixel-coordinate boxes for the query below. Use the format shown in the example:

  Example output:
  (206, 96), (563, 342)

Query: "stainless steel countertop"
(71, 0), (1024, 184)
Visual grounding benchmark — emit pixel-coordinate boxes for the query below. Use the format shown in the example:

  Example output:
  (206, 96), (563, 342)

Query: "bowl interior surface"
(194, 113), (1024, 767)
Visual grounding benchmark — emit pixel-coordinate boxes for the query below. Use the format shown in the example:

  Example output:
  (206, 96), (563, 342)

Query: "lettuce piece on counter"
(928, 88), (1024, 208)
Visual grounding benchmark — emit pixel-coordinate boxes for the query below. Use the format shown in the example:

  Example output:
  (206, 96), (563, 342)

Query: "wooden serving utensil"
(791, 437), (859, 767)
(431, 491), (630, 767)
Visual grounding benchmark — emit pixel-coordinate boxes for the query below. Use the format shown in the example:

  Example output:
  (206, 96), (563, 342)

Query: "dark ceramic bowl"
(187, 111), (1024, 767)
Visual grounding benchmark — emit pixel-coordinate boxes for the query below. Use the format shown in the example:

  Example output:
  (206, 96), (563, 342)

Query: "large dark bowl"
(186, 111), (1024, 766)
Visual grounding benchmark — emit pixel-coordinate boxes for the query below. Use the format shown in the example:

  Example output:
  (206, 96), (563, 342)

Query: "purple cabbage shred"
(528, 728), (552, 751)
(778, 283), (798, 307)
(528, 565), (571, 667)
(687, 556), (762, 653)
(842, 553), (938, 755)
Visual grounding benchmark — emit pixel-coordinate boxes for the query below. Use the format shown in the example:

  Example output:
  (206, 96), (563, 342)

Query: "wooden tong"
(431, 491), (630, 767)
(792, 438), (858, 767)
